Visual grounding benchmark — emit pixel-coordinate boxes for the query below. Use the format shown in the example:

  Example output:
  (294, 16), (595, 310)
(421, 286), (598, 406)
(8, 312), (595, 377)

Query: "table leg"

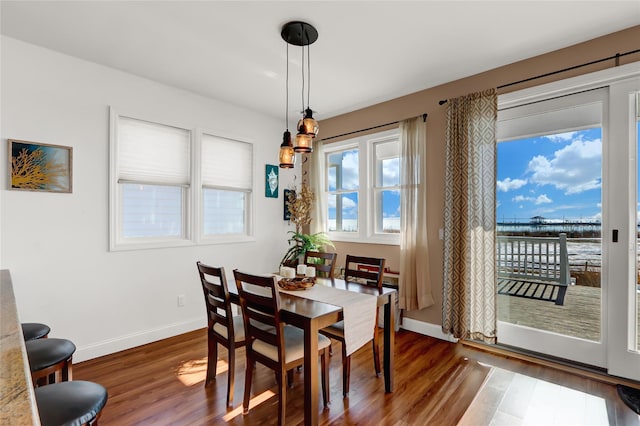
(383, 292), (395, 392)
(304, 321), (319, 426)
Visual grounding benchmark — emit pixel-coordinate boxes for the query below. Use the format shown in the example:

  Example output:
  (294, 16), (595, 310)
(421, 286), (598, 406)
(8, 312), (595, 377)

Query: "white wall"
(1, 36), (298, 361)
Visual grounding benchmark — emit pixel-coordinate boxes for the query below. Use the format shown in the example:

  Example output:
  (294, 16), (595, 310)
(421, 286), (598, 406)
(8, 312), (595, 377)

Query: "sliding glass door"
(496, 63), (640, 380)
(496, 88), (606, 367)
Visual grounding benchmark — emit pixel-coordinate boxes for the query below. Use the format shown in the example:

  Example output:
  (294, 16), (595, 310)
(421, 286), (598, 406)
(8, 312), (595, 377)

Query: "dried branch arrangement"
(286, 183), (315, 234)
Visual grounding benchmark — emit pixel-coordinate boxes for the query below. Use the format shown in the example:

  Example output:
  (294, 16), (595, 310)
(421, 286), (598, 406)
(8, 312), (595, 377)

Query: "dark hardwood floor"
(73, 329), (639, 425)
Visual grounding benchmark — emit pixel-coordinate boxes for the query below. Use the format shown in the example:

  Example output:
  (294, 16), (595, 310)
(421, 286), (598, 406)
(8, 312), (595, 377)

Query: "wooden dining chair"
(196, 261), (246, 407)
(233, 270), (331, 426)
(320, 254), (386, 397)
(303, 251), (337, 278)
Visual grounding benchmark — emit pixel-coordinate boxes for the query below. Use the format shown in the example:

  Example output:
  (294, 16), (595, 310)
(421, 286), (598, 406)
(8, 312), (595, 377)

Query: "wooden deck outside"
(498, 281), (640, 345)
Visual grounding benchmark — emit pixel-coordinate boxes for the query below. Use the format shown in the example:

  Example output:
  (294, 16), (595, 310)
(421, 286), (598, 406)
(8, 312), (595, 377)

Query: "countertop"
(0, 269), (40, 425)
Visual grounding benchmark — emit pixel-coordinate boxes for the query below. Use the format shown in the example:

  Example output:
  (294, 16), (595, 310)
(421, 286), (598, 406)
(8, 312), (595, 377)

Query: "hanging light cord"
(300, 24), (306, 113)
(285, 42), (289, 130)
(307, 38), (311, 110)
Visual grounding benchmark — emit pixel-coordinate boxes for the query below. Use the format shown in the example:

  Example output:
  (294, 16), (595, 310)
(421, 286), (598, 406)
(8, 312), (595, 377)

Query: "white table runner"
(279, 281), (377, 356)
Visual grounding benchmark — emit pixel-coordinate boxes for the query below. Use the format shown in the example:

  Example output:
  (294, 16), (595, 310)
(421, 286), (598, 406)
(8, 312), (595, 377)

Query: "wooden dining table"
(228, 276), (396, 426)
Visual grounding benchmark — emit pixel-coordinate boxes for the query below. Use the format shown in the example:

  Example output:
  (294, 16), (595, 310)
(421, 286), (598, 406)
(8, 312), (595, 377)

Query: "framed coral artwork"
(8, 139), (73, 193)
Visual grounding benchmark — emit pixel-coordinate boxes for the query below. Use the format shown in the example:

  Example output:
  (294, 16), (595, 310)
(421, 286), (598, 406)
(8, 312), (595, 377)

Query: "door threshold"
(461, 339), (640, 389)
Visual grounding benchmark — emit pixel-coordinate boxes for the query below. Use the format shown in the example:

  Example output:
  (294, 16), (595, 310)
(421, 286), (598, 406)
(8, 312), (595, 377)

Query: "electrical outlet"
(177, 294), (185, 307)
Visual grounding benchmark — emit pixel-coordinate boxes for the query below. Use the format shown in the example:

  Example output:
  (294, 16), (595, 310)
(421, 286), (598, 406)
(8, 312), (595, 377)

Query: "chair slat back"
(304, 251), (337, 278)
(344, 255), (386, 291)
(233, 270), (284, 364)
(197, 262), (234, 341)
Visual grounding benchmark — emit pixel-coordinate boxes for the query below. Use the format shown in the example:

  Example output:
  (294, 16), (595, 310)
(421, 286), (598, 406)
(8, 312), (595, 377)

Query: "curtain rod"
(318, 113), (427, 142)
(438, 48), (640, 105)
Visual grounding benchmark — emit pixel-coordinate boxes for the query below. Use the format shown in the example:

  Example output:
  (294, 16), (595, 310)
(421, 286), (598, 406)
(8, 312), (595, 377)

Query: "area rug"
(617, 384), (640, 415)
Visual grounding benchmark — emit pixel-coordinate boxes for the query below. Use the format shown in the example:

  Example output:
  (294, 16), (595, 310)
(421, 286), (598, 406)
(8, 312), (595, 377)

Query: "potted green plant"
(280, 231), (335, 267)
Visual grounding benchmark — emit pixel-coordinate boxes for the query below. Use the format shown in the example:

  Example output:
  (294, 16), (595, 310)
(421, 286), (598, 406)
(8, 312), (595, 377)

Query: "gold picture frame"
(8, 139), (73, 193)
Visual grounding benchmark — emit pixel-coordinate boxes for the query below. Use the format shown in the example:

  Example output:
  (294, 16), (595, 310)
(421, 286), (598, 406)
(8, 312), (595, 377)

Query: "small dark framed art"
(283, 189), (295, 220)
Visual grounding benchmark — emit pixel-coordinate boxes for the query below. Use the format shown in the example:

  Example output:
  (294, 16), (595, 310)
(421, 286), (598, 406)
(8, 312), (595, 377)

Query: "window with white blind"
(201, 134), (253, 237)
(110, 109), (254, 250)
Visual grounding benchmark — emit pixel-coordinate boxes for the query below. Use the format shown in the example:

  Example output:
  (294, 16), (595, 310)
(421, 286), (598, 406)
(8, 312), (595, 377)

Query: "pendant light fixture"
(280, 21), (319, 157)
(278, 40), (295, 168)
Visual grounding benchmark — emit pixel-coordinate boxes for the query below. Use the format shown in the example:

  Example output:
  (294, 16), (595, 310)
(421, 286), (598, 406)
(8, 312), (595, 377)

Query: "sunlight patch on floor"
(175, 357), (229, 386)
(222, 390), (277, 422)
(460, 367), (611, 425)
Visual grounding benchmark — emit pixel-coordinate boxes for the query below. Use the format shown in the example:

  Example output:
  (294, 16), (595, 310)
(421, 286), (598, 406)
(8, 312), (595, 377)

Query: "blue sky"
(497, 128), (602, 223)
(327, 125), (637, 227)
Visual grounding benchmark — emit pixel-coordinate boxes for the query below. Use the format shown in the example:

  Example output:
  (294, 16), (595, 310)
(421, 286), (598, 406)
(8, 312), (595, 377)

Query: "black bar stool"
(26, 337), (76, 387)
(35, 380), (108, 426)
(22, 322), (51, 341)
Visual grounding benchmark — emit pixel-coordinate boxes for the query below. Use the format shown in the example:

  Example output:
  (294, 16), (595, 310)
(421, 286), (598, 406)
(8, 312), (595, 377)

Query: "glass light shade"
(294, 132), (313, 153)
(279, 131), (295, 168)
(297, 108), (319, 137)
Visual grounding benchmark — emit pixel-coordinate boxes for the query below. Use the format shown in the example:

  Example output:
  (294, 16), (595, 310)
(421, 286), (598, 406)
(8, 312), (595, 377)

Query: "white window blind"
(202, 134), (252, 189)
(118, 116), (190, 185)
(498, 89), (605, 142)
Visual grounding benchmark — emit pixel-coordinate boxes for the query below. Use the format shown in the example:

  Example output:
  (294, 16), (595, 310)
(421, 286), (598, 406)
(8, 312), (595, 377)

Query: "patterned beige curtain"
(442, 89), (497, 344)
(399, 117), (434, 310)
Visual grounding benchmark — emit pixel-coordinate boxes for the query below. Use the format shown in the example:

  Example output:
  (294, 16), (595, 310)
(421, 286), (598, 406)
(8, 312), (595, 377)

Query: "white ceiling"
(1, 1), (639, 121)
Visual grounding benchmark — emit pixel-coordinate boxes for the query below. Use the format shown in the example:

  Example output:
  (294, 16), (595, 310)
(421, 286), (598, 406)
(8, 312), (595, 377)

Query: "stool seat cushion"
(35, 380), (108, 426)
(22, 322), (51, 341)
(26, 338), (76, 372)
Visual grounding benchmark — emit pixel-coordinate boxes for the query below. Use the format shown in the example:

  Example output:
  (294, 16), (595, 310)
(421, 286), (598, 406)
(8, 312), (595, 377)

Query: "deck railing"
(496, 233), (570, 305)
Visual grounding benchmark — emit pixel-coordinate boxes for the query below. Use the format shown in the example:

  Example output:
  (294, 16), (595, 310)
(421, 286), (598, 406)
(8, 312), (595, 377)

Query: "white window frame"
(324, 129), (400, 245)
(109, 108), (255, 251)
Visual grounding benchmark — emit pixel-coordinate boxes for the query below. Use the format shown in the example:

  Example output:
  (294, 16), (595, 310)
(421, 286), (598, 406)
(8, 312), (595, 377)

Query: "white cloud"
(327, 195), (357, 211)
(327, 150), (359, 191)
(512, 195), (529, 202)
(342, 197), (357, 210)
(535, 194), (552, 204)
(382, 157), (399, 185)
(544, 132), (577, 142)
(527, 137), (601, 194)
(341, 151), (359, 190)
(497, 177), (527, 192)
(510, 193), (552, 205)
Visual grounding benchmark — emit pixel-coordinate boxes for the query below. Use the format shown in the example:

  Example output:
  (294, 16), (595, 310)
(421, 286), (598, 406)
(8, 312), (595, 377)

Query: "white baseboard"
(400, 317), (458, 343)
(74, 318), (204, 362)
(75, 317), (456, 363)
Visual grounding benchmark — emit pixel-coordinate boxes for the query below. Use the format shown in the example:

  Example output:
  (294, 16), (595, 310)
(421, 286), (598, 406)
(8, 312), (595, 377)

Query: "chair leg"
(205, 336), (217, 386)
(242, 355), (254, 415)
(63, 359), (72, 382)
(226, 345), (235, 406)
(372, 320), (381, 377)
(286, 369), (294, 389)
(321, 348), (330, 407)
(341, 344), (350, 398)
(277, 370), (287, 426)
(372, 336), (381, 377)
